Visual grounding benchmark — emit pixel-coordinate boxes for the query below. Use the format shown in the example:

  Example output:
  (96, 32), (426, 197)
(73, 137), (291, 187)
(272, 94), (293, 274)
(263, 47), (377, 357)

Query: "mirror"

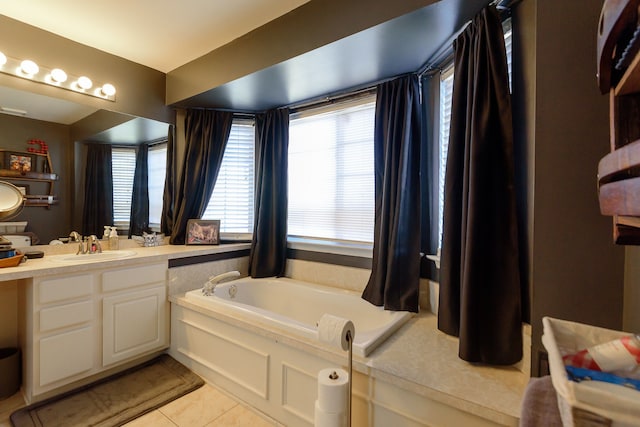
(0, 181), (24, 220)
(0, 85), (170, 244)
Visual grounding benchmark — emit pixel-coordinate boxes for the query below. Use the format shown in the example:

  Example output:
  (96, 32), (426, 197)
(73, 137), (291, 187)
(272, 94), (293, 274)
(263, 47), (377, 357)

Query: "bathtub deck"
(171, 293), (527, 425)
(367, 313), (527, 425)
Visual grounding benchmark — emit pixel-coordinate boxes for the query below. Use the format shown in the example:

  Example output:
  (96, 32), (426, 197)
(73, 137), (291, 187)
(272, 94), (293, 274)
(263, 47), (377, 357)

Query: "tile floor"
(0, 383), (281, 427)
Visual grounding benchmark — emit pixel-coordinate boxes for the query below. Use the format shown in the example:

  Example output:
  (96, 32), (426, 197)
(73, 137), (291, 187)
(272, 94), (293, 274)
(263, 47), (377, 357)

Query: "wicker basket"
(542, 317), (640, 426)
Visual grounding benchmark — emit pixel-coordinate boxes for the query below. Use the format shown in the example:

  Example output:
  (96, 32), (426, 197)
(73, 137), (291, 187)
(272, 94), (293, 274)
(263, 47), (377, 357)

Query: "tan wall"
(513, 0), (626, 375)
(0, 15), (171, 124)
(0, 114), (72, 243)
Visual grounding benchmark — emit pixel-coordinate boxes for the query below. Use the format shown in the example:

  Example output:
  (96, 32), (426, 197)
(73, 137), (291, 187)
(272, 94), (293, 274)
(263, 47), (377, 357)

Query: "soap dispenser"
(109, 226), (119, 250)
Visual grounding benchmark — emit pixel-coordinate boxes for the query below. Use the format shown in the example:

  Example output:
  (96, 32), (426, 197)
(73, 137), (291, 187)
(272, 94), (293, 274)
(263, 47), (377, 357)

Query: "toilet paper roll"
(314, 399), (346, 427)
(317, 367), (349, 414)
(317, 314), (355, 351)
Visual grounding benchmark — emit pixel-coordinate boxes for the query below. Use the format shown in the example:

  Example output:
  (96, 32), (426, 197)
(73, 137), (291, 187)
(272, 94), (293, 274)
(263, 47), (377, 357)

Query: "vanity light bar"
(0, 50), (116, 102)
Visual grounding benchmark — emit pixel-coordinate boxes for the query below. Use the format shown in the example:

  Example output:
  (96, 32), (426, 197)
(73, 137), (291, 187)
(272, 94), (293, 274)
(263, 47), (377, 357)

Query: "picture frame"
(5, 152), (35, 173)
(186, 219), (220, 245)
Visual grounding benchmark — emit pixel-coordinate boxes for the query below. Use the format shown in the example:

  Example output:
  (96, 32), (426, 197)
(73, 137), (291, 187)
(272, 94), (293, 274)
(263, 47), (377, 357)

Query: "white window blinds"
(288, 96), (375, 243)
(202, 120), (255, 233)
(148, 144), (167, 225)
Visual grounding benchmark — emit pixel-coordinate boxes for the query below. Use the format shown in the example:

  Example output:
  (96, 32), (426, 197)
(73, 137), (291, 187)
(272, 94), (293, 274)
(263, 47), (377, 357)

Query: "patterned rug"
(11, 355), (204, 427)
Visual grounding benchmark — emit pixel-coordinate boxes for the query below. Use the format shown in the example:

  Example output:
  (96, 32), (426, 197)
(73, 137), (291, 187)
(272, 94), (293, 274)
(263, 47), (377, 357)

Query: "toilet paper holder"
(316, 315), (355, 427)
(346, 329), (353, 427)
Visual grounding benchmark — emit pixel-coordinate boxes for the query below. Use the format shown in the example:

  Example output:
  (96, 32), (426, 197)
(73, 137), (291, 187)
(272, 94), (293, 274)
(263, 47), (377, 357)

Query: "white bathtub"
(184, 276), (411, 357)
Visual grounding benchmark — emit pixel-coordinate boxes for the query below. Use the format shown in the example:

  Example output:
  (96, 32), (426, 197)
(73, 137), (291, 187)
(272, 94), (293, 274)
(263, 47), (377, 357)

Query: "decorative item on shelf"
(4, 151), (34, 175)
(27, 140), (49, 172)
(186, 219), (220, 245)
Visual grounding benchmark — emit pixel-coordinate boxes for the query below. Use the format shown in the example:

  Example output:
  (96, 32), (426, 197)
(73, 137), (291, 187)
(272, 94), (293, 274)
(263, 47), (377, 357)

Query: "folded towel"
(519, 376), (563, 427)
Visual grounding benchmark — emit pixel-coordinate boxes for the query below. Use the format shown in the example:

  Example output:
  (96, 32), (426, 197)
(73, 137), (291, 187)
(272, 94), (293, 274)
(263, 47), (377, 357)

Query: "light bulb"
(50, 68), (67, 83)
(20, 59), (39, 76)
(101, 83), (116, 97)
(77, 76), (92, 90)
(0, 52), (6, 66)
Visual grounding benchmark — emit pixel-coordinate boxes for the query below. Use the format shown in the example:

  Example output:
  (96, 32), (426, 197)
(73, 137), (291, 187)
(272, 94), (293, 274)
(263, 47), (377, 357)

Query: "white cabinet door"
(103, 285), (168, 366)
(39, 326), (93, 386)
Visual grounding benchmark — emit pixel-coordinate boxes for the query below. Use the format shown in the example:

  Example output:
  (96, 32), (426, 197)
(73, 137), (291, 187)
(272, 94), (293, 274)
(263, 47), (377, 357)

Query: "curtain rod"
(417, 0), (516, 76)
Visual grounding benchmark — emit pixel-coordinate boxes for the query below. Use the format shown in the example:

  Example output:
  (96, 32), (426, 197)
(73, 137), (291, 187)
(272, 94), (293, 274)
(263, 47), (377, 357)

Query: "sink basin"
(49, 250), (137, 263)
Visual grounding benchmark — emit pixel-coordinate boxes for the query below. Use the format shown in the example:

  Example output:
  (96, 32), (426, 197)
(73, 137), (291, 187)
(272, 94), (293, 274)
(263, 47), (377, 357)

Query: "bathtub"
(183, 276), (411, 357)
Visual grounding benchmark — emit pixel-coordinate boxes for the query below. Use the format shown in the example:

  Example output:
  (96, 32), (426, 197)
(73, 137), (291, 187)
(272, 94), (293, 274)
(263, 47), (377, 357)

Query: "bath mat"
(10, 354), (204, 427)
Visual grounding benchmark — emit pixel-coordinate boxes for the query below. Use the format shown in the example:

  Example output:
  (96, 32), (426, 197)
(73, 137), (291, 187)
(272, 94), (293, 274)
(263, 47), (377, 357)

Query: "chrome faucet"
(70, 231), (85, 255)
(86, 235), (102, 254)
(202, 271), (241, 296)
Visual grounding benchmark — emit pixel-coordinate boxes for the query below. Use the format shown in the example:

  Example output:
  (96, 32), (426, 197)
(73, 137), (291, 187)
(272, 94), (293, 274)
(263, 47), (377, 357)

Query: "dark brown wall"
(0, 114), (72, 244)
(513, 0), (626, 375)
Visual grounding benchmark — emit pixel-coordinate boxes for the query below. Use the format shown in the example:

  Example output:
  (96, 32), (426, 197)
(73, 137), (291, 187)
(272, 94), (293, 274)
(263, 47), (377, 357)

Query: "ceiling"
(0, 0), (311, 73)
(0, 0), (494, 141)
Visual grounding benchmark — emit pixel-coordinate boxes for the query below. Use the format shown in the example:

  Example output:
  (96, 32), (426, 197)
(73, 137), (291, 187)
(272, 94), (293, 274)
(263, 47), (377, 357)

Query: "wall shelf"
(0, 149), (57, 208)
(597, 0), (640, 244)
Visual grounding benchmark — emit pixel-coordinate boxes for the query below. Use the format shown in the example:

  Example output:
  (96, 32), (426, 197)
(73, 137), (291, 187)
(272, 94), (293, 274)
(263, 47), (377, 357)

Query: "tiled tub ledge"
(170, 294), (527, 426)
(367, 314), (528, 426)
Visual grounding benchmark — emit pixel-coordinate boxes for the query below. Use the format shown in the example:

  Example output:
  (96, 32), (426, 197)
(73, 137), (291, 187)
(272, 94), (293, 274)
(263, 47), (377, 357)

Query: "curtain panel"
(161, 125), (177, 236)
(361, 74), (422, 312)
(249, 108), (289, 278)
(438, 6), (523, 365)
(420, 73), (442, 281)
(81, 143), (113, 237)
(129, 144), (150, 237)
(169, 109), (233, 245)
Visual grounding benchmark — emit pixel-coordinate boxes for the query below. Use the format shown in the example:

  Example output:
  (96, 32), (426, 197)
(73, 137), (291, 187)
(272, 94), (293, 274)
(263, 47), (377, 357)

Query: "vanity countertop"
(0, 241), (251, 282)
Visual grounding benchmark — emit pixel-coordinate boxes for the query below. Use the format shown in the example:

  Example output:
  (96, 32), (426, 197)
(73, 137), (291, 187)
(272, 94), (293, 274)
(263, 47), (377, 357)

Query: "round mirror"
(0, 181), (25, 220)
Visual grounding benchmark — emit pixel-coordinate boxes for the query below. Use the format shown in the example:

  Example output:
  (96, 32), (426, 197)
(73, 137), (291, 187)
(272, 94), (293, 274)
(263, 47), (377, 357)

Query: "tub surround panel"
(171, 292), (526, 426)
(174, 315), (269, 399)
(168, 257), (249, 296)
(280, 362), (316, 423)
(285, 258), (370, 293)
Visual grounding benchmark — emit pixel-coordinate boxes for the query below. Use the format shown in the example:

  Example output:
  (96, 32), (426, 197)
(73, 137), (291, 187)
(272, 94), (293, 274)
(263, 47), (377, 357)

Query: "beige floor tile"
(205, 404), (277, 427)
(159, 384), (238, 427)
(123, 409), (177, 427)
(0, 392), (26, 426)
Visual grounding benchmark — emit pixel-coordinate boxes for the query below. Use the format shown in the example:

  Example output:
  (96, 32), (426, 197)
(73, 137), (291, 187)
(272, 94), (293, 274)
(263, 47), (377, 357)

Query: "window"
(201, 119), (255, 234)
(148, 144), (167, 226)
(111, 144), (167, 230)
(288, 96), (375, 244)
(437, 19), (513, 246)
(111, 147), (136, 228)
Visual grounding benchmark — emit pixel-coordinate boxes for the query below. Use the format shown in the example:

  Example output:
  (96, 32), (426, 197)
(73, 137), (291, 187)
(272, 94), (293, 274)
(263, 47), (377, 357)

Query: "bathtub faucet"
(202, 271), (241, 296)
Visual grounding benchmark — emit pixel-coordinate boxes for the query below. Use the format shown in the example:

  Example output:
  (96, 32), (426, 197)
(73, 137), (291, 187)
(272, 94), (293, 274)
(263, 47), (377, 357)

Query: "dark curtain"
(361, 74), (422, 312)
(438, 6), (523, 365)
(161, 125), (177, 236)
(249, 108), (289, 278)
(420, 73), (442, 281)
(169, 110), (233, 245)
(129, 144), (150, 237)
(82, 143), (113, 237)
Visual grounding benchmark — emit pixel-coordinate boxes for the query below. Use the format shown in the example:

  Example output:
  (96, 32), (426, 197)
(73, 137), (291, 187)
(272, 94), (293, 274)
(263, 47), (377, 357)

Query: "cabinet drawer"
(40, 300), (93, 332)
(38, 274), (93, 304)
(102, 263), (166, 293)
(39, 326), (93, 386)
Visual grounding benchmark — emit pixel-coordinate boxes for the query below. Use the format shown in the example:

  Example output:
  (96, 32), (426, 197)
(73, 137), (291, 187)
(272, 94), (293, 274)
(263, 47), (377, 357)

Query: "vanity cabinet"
(20, 262), (169, 403)
(102, 264), (168, 366)
(597, 0), (640, 243)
